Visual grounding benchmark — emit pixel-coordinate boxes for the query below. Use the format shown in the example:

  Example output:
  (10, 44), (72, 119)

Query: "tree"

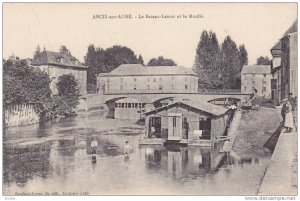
(138, 55), (144, 65)
(3, 59), (53, 119)
(54, 74), (80, 117)
(147, 56), (176, 66)
(84, 45), (140, 86)
(238, 45), (248, 68)
(220, 36), (242, 89)
(256, 56), (271, 65)
(193, 31), (223, 89)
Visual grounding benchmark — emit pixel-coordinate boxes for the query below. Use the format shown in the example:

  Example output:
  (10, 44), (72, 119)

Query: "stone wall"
(4, 104), (39, 127)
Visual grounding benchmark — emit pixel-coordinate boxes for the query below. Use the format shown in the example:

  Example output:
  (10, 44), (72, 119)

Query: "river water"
(3, 110), (271, 195)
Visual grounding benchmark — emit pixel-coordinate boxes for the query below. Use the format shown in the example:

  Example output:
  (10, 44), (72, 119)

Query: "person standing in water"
(91, 138), (98, 163)
(123, 141), (133, 161)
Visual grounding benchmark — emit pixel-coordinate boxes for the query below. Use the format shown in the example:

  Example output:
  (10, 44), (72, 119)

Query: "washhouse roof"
(144, 101), (229, 117)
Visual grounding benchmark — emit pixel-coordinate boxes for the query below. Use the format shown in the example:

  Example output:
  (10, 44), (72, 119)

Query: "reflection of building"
(31, 46), (88, 95)
(143, 101), (232, 146)
(143, 145), (221, 178)
(241, 65), (272, 98)
(97, 64), (198, 94)
(271, 20), (297, 104)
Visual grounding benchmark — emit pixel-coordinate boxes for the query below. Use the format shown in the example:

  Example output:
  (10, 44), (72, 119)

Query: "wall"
(98, 74), (198, 94)
(241, 73), (272, 98)
(35, 65), (87, 95)
(4, 104), (40, 127)
(289, 33), (297, 97)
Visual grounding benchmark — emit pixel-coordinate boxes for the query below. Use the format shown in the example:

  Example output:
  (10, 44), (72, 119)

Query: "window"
(128, 103), (131, 108)
(263, 81), (267, 85)
(134, 77), (137, 82)
(171, 84), (174, 90)
(153, 78), (156, 82)
(107, 78), (110, 83)
(121, 103), (124, 108)
(147, 85), (150, 90)
(120, 78), (123, 82)
(173, 117), (177, 127)
(262, 87), (266, 93)
(134, 103), (138, 108)
(159, 85), (163, 90)
(124, 103), (128, 108)
(263, 74), (266, 77)
(185, 84), (188, 90)
(134, 85), (136, 90)
(120, 85), (123, 90)
(244, 86), (246, 91)
(252, 81), (255, 85)
(159, 77), (162, 82)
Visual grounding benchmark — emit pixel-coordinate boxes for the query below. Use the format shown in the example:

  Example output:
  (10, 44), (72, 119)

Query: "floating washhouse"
(141, 101), (234, 146)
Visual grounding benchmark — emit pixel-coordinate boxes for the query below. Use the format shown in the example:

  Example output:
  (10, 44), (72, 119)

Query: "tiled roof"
(144, 101), (229, 117)
(99, 64), (197, 76)
(241, 65), (271, 74)
(31, 50), (87, 68)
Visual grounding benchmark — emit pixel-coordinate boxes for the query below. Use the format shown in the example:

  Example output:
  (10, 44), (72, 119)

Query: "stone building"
(31, 46), (88, 95)
(270, 20), (297, 104)
(97, 64), (198, 94)
(241, 65), (272, 98)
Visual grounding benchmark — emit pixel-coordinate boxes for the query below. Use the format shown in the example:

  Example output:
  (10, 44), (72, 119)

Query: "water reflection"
(3, 142), (52, 186)
(142, 145), (262, 180)
(3, 110), (270, 195)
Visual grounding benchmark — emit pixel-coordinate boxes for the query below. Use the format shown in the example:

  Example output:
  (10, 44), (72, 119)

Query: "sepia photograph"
(2, 2), (298, 197)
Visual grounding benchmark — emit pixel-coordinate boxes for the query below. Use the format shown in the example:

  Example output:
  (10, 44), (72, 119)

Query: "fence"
(4, 104), (40, 127)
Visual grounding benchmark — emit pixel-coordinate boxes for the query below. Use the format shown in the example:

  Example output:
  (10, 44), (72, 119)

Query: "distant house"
(241, 65), (272, 98)
(143, 101), (232, 146)
(31, 46), (88, 95)
(97, 64), (198, 94)
(270, 20), (297, 104)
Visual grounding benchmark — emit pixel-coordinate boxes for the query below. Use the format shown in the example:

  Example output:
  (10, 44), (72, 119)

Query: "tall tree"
(238, 45), (248, 68)
(138, 55), (144, 65)
(193, 31), (223, 89)
(256, 56), (271, 65)
(220, 36), (242, 89)
(147, 56), (176, 66)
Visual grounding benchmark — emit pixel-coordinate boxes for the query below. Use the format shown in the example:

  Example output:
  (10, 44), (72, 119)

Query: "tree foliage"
(53, 74), (80, 117)
(3, 59), (80, 119)
(3, 59), (52, 117)
(256, 56), (271, 65)
(193, 30), (248, 89)
(84, 45), (140, 86)
(147, 56), (176, 66)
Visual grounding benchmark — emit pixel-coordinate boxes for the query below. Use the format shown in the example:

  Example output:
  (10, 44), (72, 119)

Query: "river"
(3, 110), (271, 195)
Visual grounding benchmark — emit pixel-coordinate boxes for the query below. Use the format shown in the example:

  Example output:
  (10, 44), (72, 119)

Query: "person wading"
(123, 141), (133, 161)
(91, 138), (98, 163)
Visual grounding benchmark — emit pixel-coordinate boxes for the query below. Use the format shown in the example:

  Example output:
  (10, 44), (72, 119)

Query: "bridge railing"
(198, 89), (241, 94)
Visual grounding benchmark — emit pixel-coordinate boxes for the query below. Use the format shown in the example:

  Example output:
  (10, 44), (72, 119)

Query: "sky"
(3, 3), (297, 67)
